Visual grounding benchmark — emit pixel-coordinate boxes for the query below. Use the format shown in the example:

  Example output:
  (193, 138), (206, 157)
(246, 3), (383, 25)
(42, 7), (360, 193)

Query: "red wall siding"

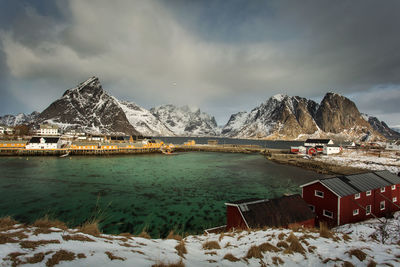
(302, 182), (338, 227)
(226, 206), (247, 230)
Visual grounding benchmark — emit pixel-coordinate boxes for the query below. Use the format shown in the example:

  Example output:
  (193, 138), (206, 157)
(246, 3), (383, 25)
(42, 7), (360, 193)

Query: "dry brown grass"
(342, 261), (355, 267)
(346, 249), (367, 262)
(202, 240), (221, 250)
(319, 222), (333, 239)
(276, 241), (289, 249)
(277, 233), (286, 240)
(105, 251), (125, 261)
(288, 224), (304, 232)
(284, 233), (305, 254)
(46, 250), (76, 267)
(367, 260), (377, 267)
(0, 230), (28, 244)
(246, 245), (263, 259)
(308, 245), (317, 253)
(259, 242), (280, 253)
(77, 253), (86, 259)
(166, 231), (183, 241)
(152, 259), (185, 267)
(20, 239), (60, 249)
(3, 252), (26, 267)
(204, 251), (217, 256)
(62, 234), (95, 242)
(33, 215), (67, 230)
(119, 232), (134, 238)
(223, 253), (240, 262)
(175, 240), (187, 258)
(0, 216), (18, 231)
(25, 252), (45, 264)
(272, 256), (284, 265)
(342, 234), (352, 241)
(79, 221), (101, 236)
(137, 229), (151, 239)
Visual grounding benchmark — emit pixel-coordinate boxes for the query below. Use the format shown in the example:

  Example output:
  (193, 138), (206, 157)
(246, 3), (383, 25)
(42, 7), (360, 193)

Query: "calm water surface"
(0, 152), (321, 237)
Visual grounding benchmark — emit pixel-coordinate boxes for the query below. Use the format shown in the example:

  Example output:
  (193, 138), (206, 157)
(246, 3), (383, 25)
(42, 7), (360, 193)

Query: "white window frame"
(315, 190), (324, 198)
(308, 205), (315, 212)
(353, 209), (359, 216)
(354, 193), (360, 199)
(393, 197), (397, 202)
(380, 201), (385, 210)
(323, 209), (333, 218)
(366, 205), (371, 215)
(392, 185), (396, 190)
(381, 187), (385, 193)
(366, 190), (371, 196)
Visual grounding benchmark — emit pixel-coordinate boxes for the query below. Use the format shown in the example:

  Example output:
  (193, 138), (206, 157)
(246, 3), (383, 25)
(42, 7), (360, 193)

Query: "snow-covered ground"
(315, 149), (400, 174)
(1, 213), (400, 267)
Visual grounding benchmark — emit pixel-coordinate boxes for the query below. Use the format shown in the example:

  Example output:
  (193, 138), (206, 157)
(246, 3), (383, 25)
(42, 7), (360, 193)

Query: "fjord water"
(0, 153), (320, 237)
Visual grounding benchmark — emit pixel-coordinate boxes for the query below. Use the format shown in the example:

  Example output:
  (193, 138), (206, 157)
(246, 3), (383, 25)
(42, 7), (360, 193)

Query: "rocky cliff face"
(222, 93), (384, 141)
(37, 77), (139, 135)
(150, 105), (220, 136)
(362, 114), (400, 140)
(0, 112), (39, 126)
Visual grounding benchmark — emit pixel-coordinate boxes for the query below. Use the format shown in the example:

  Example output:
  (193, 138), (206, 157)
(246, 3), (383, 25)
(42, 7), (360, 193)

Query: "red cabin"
(301, 170), (400, 227)
(225, 194), (315, 230)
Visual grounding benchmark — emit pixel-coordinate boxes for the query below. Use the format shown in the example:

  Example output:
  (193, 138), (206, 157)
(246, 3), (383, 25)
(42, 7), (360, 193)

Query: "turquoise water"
(0, 152), (321, 237)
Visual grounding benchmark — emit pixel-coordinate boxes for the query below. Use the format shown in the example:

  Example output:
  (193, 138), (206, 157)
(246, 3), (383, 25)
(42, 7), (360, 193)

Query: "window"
(308, 205), (315, 212)
(366, 190), (371, 196)
(381, 187), (386, 193)
(366, 205), (371, 215)
(315, 190), (324, 198)
(353, 209), (359, 216)
(323, 210), (333, 218)
(393, 197), (397, 202)
(380, 201), (385, 210)
(392, 185), (396, 190)
(354, 193), (360, 199)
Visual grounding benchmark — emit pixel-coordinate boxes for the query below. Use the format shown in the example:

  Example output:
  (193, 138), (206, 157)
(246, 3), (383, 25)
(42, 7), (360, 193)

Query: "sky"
(0, 0), (399, 127)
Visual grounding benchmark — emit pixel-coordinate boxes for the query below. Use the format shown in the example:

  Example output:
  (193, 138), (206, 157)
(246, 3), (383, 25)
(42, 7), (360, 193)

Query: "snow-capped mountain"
(117, 101), (174, 136)
(362, 114), (400, 140)
(222, 93), (383, 141)
(37, 77), (140, 135)
(0, 112), (39, 126)
(150, 105), (220, 136)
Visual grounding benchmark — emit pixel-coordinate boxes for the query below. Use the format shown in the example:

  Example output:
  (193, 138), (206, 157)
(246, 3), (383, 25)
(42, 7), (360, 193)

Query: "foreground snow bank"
(2, 214), (400, 267)
(315, 150), (400, 174)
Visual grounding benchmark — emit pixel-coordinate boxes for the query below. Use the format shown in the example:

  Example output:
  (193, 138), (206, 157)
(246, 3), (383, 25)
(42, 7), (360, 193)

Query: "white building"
(38, 124), (59, 136)
(323, 146), (342, 155)
(386, 141), (400, 151)
(26, 137), (62, 149)
(0, 126), (4, 135)
(304, 139), (334, 147)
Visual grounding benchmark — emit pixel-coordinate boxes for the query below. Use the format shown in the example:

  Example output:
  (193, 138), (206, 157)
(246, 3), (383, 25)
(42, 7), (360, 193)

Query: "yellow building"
(70, 142), (99, 150)
(184, 140), (196, 146)
(0, 140), (27, 148)
(100, 144), (118, 150)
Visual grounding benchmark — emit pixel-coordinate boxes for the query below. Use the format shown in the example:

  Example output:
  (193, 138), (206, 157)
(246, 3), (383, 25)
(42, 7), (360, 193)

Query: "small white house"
(26, 137), (62, 149)
(304, 139), (334, 147)
(38, 124), (59, 136)
(0, 126), (4, 135)
(323, 146), (341, 155)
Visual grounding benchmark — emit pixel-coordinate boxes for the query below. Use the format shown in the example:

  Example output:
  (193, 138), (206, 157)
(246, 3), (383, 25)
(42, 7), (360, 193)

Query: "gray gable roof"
(314, 171), (400, 197)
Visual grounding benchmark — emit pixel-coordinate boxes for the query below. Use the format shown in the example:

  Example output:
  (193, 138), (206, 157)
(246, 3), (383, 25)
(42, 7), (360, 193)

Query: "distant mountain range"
(0, 77), (398, 141)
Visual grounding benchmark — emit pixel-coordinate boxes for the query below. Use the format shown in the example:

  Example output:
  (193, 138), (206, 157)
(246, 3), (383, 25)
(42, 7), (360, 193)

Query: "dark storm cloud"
(0, 0), (399, 125)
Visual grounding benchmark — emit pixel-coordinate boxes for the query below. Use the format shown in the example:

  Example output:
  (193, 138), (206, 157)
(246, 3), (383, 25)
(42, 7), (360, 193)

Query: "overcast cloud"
(0, 0), (399, 126)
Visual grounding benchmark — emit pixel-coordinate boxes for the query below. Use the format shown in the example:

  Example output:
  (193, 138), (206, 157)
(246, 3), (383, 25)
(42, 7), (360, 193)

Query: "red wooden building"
(225, 194), (315, 230)
(301, 170), (400, 227)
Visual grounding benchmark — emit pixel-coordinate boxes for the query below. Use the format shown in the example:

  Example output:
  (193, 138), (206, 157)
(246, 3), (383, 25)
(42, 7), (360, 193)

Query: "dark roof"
(306, 171), (400, 197)
(229, 195), (315, 228)
(29, 137), (60, 143)
(110, 136), (130, 141)
(227, 198), (263, 205)
(305, 139), (332, 144)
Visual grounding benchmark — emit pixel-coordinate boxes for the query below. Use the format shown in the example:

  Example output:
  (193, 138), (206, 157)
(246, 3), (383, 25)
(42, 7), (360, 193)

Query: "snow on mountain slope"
(361, 113), (400, 139)
(150, 105), (220, 136)
(0, 112), (39, 126)
(117, 100), (174, 136)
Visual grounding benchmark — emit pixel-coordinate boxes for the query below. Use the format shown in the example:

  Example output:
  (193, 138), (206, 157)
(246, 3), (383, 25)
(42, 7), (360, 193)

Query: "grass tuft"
(20, 240), (60, 249)
(62, 234), (95, 242)
(138, 229), (151, 239)
(276, 241), (289, 249)
(346, 249), (367, 262)
(166, 231), (183, 241)
(79, 220), (101, 236)
(33, 215), (67, 230)
(202, 240), (221, 250)
(105, 251), (125, 261)
(223, 253), (240, 262)
(0, 216), (18, 230)
(272, 256), (284, 265)
(46, 250), (76, 267)
(246, 245), (263, 259)
(258, 242), (280, 252)
(152, 259), (185, 267)
(175, 240), (187, 258)
(284, 232), (305, 254)
(25, 253), (45, 264)
(319, 222), (333, 239)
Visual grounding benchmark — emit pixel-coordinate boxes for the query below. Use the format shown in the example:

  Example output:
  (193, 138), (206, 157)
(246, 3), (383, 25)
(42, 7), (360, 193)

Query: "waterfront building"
(322, 145), (342, 155)
(304, 139), (334, 147)
(38, 124), (59, 136)
(224, 194), (315, 230)
(26, 137), (63, 149)
(0, 140), (27, 148)
(301, 170), (400, 227)
(70, 142), (99, 150)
